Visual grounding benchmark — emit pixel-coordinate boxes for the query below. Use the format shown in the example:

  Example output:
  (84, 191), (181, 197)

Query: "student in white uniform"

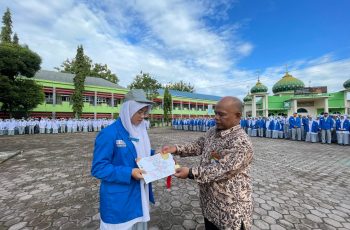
(8, 118), (16, 135)
(60, 118), (66, 133)
(39, 118), (46, 134)
(52, 119), (59, 134)
(0, 119), (4, 135)
(83, 119), (88, 132)
(67, 118), (73, 133)
(72, 119), (77, 133)
(46, 119), (52, 134)
(28, 118), (35, 134)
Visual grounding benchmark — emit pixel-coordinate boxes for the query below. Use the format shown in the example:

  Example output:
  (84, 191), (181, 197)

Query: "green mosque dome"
(250, 80), (268, 94)
(343, 79), (350, 89)
(243, 93), (252, 102)
(272, 72), (305, 94)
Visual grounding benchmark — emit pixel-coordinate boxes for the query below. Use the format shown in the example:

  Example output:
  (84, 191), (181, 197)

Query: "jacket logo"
(116, 140), (126, 147)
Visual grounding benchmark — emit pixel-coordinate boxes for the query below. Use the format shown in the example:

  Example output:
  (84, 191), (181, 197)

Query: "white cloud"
(0, 0), (348, 101)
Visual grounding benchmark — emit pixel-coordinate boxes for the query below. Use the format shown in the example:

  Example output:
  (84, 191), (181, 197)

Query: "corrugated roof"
(33, 70), (125, 89)
(158, 89), (221, 101)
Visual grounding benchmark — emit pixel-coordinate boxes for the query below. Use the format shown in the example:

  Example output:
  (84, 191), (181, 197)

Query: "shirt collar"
(217, 124), (241, 137)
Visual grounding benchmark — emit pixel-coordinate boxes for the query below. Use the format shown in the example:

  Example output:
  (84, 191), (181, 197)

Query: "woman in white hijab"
(92, 89), (154, 230)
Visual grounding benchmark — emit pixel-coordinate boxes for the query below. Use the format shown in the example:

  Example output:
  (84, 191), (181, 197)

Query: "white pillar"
(94, 91), (97, 119)
(252, 95), (256, 117)
(344, 91), (348, 114)
(52, 87), (56, 119)
(243, 104), (246, 117)
(324, 98), (329, 113)
(291, 99), (298, 115)
(264, 95), (269, 117)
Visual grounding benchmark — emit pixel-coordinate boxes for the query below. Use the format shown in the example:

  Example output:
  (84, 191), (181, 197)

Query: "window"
(45, 93), (53, 104)
(97, 97), (107, 104)
(61, 95), (71, 102)
(114, 99), (123, 107)
(297, 108), (308, 113)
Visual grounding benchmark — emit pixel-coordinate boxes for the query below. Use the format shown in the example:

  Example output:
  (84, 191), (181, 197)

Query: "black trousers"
(204, 218), (245, 230)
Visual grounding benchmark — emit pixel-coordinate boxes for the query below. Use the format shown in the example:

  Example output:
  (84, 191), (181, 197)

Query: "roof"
(272, 72), (305, 94)
(33, 70), (125, 89)
(158, 89), (221, 101)
(250, 80), (268, 94)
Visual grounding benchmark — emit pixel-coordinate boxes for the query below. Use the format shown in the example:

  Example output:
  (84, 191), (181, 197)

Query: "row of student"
(171, 118), (216, 132)
(0, 118), (115, 135)
(240, 112), (349, 145)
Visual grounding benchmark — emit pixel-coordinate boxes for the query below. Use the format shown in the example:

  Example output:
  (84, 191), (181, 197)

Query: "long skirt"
(259, 128), (264, 137)
(337, 131), (350, 145)
(266, 130), (272, 138)
(310, 132), (318, 142)
(251, 129), (257, 137)
(278, 131), (284, 139)
(272, 130), (279, 139)
(248, 128), (252, 136)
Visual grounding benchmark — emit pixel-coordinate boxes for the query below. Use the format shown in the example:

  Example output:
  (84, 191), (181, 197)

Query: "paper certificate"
(136, 153), (175, 184)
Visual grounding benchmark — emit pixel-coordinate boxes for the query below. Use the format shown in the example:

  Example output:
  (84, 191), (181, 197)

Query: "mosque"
(243, 72), (350, 117)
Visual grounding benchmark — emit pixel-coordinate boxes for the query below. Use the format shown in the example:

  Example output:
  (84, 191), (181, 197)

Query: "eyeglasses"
(136, 110), (149, 117)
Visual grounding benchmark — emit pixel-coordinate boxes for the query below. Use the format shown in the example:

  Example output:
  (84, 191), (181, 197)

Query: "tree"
(0, 42), (42, 80)
(55, 56), (119, 84)
(0, 77), (44, 117)
(128, 72), (162, 100)
(167, 80), (195, 93)
(163, 87), (172, 126)
(0, 8), (12, 43)
(71, 45), (90, 118)
(12, 33), (18, 44)
(0, 8), (43, 118)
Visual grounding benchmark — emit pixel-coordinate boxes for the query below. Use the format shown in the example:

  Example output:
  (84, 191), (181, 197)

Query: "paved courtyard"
(0, 127), (350, 230)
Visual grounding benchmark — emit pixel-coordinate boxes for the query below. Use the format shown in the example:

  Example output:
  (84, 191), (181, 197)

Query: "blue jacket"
(289, 116), (301, 128)
(320, 116), (334, 130)
(336, 119), (350, 131)
(305, 120), (319, 133)
(258, 119), (265, 129)
(91, 118), (154, 224)
(302, 118), (308, 131)
(268, 120), (274, 130)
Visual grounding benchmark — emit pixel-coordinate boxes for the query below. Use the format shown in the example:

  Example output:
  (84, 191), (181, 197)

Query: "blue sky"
(1, 0), (350, 99)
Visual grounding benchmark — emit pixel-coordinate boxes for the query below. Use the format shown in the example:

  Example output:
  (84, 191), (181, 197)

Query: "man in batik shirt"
(162, 97), (254, 230)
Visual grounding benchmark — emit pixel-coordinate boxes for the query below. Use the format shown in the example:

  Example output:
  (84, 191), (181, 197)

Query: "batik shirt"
(176, 124), (254, 230)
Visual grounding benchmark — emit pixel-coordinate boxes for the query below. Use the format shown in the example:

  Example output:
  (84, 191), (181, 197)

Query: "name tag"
(129, 137), (139, 142)
(116, 140), (126, 147)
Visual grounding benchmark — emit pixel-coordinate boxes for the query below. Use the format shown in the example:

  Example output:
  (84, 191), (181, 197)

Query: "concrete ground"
(0, 127), (350, 230)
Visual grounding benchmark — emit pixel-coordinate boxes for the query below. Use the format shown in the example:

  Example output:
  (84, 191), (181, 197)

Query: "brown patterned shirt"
(176, 124), (254, 230)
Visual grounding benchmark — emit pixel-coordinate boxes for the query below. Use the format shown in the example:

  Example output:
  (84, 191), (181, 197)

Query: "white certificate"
(136, 153), (175, 184)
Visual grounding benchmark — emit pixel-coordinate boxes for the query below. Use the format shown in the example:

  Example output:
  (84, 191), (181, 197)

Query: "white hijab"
(120, 100), (151, 158)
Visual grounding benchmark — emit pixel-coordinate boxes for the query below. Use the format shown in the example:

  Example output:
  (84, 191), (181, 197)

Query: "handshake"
(160, 145), (190, 179)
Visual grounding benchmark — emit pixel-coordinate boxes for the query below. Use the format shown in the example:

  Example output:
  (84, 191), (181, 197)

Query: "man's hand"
(174, 167), (189, 179)
(132, 168), (145, 180)
(161, 145), (177, 154)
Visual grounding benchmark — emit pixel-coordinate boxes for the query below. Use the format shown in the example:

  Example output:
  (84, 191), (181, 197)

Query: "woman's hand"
(132, 168), (145, 180)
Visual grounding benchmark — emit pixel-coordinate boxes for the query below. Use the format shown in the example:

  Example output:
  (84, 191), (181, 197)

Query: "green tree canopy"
(0, 77), (44, 117)
(163, 87), (172, 125)
(0, 8), (44, 118)
(55, 55), (119, 84)
(167, 80), (195, 93)
(0, 8), (12, 43)
(128, 72), (162, 100)
(71, 45), (90, 118)
(0, 43), (42, 80)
